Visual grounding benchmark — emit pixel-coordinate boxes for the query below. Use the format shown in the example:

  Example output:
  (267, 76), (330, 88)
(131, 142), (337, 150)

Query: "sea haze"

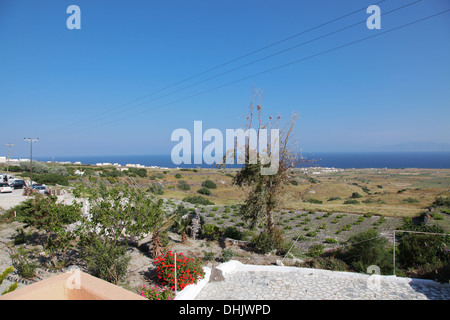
(33, 152), (450, 169)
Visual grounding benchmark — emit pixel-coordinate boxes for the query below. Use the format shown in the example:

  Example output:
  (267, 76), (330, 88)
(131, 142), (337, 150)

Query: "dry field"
(117, 167), (450, 218)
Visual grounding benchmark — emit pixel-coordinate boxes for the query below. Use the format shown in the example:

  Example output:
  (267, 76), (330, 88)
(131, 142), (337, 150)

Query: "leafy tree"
(75, 183), (165, 246)
(74, 183), (174, 267)
(11, 194), (81, 268)
(19, 161), (49, 174)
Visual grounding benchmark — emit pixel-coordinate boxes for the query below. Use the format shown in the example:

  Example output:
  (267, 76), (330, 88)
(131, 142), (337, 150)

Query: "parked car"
(32, 185), (49, 195)
(0, 182), (13, 193)
(10, 180), (26, 189)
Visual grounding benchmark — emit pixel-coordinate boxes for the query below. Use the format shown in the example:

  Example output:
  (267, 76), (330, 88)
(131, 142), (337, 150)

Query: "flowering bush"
(154, 251), (204, 291)
(139, 284), (174, 300)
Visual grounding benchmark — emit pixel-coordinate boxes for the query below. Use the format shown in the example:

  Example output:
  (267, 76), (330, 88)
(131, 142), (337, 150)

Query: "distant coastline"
(27, 151), (450, 170)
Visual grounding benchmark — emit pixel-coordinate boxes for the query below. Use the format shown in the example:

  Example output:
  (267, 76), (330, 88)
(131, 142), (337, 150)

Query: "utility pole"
(24, 138), (39, 185)
(4, 143), (15, 173)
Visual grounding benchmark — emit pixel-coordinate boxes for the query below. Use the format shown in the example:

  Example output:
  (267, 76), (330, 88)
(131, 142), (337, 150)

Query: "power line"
(63, 0), (387, 131)
(66, 8), (450, 135)
(66, 0), (421, 134)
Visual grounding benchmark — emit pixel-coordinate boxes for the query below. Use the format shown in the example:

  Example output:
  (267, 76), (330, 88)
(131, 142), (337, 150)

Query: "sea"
(33, 151), (450, 169)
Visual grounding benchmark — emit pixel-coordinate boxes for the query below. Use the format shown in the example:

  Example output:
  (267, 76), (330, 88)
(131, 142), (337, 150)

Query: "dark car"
(10, 180), (26, 189)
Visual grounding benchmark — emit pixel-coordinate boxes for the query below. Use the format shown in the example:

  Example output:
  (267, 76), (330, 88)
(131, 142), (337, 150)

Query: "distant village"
(1, 155), (346, 177)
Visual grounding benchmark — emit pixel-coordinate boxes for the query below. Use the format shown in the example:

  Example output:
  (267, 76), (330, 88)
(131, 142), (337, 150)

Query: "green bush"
(81, 237), (131, 284)
(20, 172), (69, 186)
(125, 168), (147, 178)
(304, 257), (350, 272)
(174, 173), (182, 179)
(350, 192), (363, 199)
(307, 244), (324, 258)
(398, 233), (450, 269)
(197, 187), (212, 195)
(201, 224), (223, 241)
(344, 199), (360, 205)
(148, 182), (164, 195)
(402, 197), (419, 204)
(432, 196), (450, 208)
(10, 247), (38, 279)
(183, 195), (214, 206)
(307, 198), (323, 204)
(344, 229), (392, 274)
(177, 180), (191, 190)
(201, 180), (217, 189)
(327, 196), (341, 201)
(202, 251), (215, 261)
(221, 249), (233, 262)
(223, 226), (245, 240)
(251, 228), (286, 255)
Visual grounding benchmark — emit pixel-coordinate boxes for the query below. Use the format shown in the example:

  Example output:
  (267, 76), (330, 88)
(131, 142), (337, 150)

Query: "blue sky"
(0, 0), (449, 158)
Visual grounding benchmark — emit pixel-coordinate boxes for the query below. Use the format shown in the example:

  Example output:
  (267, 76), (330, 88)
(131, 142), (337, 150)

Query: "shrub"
(432, 196), (450, 208)
(126, 168), (147, 178)
(221, 249), (233, 262)
(327, 196), (341, 201)
(308, 198), (323, 204)
(344, 199), (360, 205)
(223, 226), (244, 240)
(351, 192), (363, 199)
(201, 224), (223, 241)
(251, 228), (286, 254)
(81, 237), (130, 284)
(19, 161), (49, 174)
(306, 231), (318, 237)
(361, 186), (370, 194)
(148, 182), (164, 195)
(430, 212), (444, 220)
(174, 173), (182, 179)
(9, 247), (37, 280)
(100, 168), (124, 178)
(307, 244), (324, 258)
(154, 251), (204, 291)
(304, 257), (350, 272)
(197, 187), (211, 196)
(402, 197), (419, 204)
(344, 229), (392, 274)
(139, 284), (174, 300)
(398, 233), (450, 269)
(201, 180), (217, 189)
(341, 224), (352, 231)
(183, 195), (214, 206)
(21, 173), (69, 186)
(325, 238), (338, 244)
(202, 251), (215, 261)
(177, 180), (191, 191)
